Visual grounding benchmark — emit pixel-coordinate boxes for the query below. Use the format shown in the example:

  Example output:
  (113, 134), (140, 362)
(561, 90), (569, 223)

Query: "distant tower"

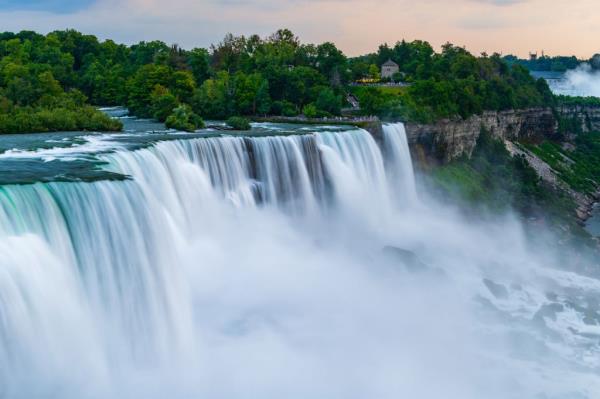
(529, 52), (538, 61)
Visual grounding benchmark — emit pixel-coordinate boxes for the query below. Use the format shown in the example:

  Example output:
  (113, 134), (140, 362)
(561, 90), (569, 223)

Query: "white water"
(0, 124), (598, 399)
(548, 63), (600, 97)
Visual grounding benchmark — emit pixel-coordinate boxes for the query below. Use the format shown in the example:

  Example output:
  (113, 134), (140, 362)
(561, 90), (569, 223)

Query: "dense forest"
(0, 29), (557, 132)
(350, 41), (554, 121)
(503, 54), (581, 72)
(503, 53), (600, 73)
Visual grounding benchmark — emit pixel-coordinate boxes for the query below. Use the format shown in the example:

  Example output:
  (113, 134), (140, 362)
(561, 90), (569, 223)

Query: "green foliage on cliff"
(555, 95), (600, 107)
(431, 130), (560, 213)
(430, 130), (578, 233)
(429, 129), (598, 252)
(523, 133), (600, 195)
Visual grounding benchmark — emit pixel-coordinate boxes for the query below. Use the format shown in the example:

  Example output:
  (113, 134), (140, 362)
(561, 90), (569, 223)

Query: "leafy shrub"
(165, 104), (204, 132)
(0, 103), (122, 134)
(226, 116), (251, 130)
(302, 103), (318, 118)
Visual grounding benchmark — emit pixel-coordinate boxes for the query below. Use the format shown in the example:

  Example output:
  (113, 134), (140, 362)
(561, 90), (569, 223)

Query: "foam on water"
(0, 123), (598, 399)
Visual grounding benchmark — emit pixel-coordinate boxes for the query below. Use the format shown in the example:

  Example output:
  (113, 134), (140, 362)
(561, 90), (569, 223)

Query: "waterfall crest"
(0, 122), (597, 399)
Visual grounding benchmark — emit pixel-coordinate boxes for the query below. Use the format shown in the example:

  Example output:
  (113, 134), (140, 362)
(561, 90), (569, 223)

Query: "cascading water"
(0, 122), (598, 399)
(382, 123), (418, 204)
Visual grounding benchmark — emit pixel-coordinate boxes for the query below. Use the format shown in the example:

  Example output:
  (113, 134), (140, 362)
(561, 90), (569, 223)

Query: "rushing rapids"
(0, 120), (599, 399)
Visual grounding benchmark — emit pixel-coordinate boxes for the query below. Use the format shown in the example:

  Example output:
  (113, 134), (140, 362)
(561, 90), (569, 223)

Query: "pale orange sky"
(0, 0), (598, 58)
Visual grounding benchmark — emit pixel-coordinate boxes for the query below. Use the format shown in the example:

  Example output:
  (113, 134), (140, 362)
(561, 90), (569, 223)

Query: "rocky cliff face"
(556, 105), (600, 133)
(404, 105), (600, 167)
(404, 108), (556, 165)
(398, 105), (600, 224)
(505, 141), (599, 222)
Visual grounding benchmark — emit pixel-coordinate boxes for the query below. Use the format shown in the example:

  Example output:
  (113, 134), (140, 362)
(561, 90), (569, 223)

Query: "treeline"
(0, 31), (122, 133)
(351, 42), (554, 122)
(0, 29), (349, 130)
(0, 29), (558, 132)
(503, 54), (581, 72)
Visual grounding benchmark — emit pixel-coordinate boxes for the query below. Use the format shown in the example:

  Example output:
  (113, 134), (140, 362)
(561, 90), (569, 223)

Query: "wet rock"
(545, 292), (559, 301)
(483, 279), (509, 299)
(565, 300), (600, 326)
(380, 246), (448, 280)
(382, 246), (428, 273)
(533, 303), (565, 324)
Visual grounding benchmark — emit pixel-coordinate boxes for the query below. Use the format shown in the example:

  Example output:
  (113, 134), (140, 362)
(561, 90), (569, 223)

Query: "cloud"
(0, 0), (597, 58)
(0, 0), (95, 13)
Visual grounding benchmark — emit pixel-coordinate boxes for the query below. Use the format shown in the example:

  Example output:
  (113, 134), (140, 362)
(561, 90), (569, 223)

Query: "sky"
(0, 0), (597, 58)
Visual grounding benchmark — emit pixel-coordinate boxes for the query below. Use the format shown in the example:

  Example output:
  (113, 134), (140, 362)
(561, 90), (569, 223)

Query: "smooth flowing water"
(0, 115), (598, 399)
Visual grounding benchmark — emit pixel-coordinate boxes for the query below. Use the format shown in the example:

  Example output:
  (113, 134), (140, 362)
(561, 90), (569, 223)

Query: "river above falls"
(0, 108), (355, 185)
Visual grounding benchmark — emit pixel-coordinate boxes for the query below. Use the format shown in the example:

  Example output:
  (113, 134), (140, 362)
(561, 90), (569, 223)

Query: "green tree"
(192, 71), (235, 119)
(315, 87), (341, 115)
(150, 85), (178, 122)
(188, 48), (211, 83)
(126, 64), (171, 117)
(302, 103), (317, 118)
(368, 64), (379, 79)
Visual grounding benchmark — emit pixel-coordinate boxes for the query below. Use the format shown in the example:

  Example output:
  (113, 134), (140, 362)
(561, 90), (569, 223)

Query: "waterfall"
(0, 126), (421, 397)
(382, 123), (418, 204)
(0, 123), (597, 399)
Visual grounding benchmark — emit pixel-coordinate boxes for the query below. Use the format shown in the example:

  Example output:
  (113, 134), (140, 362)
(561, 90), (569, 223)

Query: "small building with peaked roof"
(381, 59), (399, 79)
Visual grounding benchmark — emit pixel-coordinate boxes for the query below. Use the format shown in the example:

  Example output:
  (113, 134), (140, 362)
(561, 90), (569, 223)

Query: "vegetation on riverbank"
(0, 29), (559, 133)
(226, 116), (251, 130)
(0, 105), (121, 134)
(351, 43), (554, 122)
(165, 104), (204, 132)
(0, 35), (122, 134)
(0, 87), (120, 134)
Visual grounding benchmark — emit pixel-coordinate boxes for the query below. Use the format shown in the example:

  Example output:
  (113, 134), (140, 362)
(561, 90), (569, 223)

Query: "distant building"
(381, 59), (399, 79)
(529, 52), (538, 61)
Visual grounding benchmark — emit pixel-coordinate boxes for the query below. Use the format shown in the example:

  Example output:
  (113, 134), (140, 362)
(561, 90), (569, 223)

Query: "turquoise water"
(0, 110), (355, 185)
(0, 115), (599, 399)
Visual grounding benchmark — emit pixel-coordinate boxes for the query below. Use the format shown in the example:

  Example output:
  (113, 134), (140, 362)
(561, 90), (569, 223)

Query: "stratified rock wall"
(404, 106), (600, 166)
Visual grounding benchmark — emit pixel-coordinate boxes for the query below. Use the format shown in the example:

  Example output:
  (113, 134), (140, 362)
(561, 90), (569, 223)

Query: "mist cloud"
(549, 64), (600, 97)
